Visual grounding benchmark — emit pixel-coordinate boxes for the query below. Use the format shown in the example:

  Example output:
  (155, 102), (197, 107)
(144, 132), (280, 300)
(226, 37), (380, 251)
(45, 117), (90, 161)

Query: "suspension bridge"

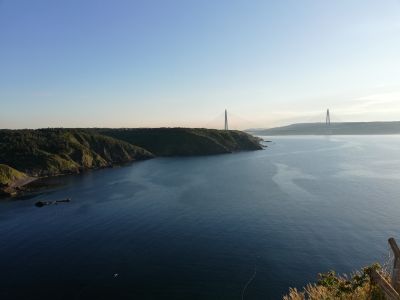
(206, 108), (334, 130)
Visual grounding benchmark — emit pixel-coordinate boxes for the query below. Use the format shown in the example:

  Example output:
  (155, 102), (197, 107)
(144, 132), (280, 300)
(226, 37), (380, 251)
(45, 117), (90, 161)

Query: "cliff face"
(98, 128), (263, 156)
(0, 164), (28, 195)
(0, 129), (153, 178)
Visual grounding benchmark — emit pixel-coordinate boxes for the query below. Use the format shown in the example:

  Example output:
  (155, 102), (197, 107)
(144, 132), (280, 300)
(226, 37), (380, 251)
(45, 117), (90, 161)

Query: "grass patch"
(0, 164), (27, 186)
(283, 264), (387, 300)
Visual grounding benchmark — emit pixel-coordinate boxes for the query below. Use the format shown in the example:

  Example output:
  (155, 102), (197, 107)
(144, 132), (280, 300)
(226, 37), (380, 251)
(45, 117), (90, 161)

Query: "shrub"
(283, 264), (387, 300)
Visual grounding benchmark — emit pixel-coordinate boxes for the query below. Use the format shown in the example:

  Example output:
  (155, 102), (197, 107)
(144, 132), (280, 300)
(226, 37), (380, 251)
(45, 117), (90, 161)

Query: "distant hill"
(247, 122), (400, 136)
(0, 128), (262, 196)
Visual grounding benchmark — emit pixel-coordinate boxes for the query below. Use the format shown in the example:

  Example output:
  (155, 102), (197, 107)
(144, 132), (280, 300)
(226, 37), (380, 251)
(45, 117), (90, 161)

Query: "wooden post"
(389, 237), (400, 293)
(370, 269), (400, 300)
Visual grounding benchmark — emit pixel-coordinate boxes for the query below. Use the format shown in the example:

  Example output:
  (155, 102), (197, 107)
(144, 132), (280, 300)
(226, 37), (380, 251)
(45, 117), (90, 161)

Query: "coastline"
(0, 161), (144, 198)
(1, 177), (37, 197)
(0, 128), (263, 198)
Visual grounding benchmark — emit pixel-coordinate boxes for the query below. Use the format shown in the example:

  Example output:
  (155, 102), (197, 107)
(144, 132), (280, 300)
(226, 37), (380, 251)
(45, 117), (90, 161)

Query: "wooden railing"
(370, 238), (400, 300)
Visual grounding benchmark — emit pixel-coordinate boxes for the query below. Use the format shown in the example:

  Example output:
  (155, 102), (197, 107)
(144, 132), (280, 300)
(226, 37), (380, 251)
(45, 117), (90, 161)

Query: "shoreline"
(0, 147), (265, 199)
(0, 128), (262, 198)
(1, 176), (38, 197)
(9, 176), (37, 189)
(0, 161), (142, 198)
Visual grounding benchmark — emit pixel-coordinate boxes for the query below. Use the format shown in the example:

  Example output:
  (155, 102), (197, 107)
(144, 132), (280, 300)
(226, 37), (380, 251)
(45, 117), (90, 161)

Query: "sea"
(1, 135), (400, 299)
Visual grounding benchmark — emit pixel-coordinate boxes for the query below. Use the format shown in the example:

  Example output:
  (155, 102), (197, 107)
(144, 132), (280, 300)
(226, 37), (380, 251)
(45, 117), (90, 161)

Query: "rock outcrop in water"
(0, 128), (262, 196)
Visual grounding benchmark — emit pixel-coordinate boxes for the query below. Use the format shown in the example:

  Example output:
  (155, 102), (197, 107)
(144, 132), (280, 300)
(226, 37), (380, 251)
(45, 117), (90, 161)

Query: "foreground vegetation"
(283, 264), (388, 300)
(0, 128), (262, 196)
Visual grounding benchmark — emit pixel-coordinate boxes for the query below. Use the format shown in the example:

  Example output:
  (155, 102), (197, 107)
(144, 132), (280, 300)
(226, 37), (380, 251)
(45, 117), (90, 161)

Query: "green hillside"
(0, 164), (28, 186)
(0, 164), (30, 196)
(0, 128), (261, 196)
(0, 129), (153, 177)
(98, 128), (262, 156)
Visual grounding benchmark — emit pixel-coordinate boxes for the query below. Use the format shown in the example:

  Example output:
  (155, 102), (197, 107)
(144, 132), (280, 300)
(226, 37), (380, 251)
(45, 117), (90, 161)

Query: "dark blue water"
(1, 135), (400, 300)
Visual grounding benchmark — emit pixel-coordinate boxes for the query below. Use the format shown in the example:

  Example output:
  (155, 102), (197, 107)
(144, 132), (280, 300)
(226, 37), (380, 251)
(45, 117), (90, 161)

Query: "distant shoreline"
(247, 121), (400, 136)
(253, 133), (400, 136)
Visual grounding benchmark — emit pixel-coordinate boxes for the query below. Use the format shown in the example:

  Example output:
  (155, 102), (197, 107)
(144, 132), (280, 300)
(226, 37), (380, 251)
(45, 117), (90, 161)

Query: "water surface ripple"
(1, 135), (400, 299)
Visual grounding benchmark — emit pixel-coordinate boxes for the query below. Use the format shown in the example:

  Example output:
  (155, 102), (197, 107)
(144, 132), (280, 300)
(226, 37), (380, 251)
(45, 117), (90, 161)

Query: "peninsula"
(0, 128), (262, 196)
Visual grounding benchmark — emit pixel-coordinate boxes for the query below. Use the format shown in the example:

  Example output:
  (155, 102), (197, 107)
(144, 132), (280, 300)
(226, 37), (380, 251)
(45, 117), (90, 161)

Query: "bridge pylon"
(326, 109), (331, 125)
(224, 109), (229, 130)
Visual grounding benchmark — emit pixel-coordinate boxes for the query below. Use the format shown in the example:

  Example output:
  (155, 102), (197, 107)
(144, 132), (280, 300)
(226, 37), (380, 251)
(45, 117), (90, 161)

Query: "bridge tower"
(326, 109), (331, 125)
(224, 109), (229, 130)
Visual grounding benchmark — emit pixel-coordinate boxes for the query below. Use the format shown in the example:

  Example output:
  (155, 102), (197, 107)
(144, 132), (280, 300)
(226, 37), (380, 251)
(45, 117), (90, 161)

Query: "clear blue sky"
(1, 0), (400, 129)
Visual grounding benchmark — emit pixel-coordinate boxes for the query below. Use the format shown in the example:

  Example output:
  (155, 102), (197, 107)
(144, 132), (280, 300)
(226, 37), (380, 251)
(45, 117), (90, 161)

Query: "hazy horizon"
(1, 0), (400, 129)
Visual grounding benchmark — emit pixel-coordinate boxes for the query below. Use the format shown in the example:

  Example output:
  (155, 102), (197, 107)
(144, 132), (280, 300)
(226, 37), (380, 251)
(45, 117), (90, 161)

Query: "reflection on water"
(272, 163), (316, 199)
(1, 136), (400, 299)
